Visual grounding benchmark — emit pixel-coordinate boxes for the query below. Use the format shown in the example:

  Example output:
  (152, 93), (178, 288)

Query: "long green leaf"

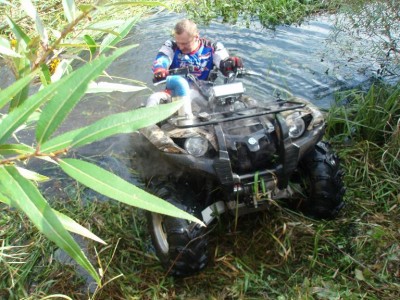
(9, 54), (31, 110)
(0, 191), (106, 245)
(71, 101), (182, 148)
(0, 80), (58, 143)
(20, 0), (48, 44)
(86, 81), (145, 93)
(15, 166), (49, 182)
(0, 166), (100, 284)
(0, 37), (22, 57)
(36, 45), (135, 145)
(0, 192), (12, 206)
(62, 0), (77, 23)
(53, 210), (106, 245)
(40, 127), (87, 153)
(99, 16), (140, 54)
(0, 71), (36, 110)
(0, 144), (35, 156)
(83, 34), (97, 56)
(0, 74), (62, 143)
(58, 159), (204, 225)
(5, 15), (31, 47)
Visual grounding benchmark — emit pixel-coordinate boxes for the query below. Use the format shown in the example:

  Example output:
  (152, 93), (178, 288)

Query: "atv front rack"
(170, 100), (305, 128)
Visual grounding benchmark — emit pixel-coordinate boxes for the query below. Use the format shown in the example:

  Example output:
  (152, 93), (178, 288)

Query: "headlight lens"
(286, 112), (306, 138)
(184, 137), (208, 157)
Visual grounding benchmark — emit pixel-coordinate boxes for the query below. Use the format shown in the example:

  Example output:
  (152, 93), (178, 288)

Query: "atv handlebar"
(153, 66), (262, 86)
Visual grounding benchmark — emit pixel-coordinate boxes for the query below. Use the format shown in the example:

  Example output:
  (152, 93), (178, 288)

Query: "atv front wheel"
(146, 184), (209, 276)
(294, 141), (345, 219)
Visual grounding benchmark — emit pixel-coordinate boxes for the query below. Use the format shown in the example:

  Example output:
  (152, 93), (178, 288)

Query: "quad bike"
(137, 65), (345, 277)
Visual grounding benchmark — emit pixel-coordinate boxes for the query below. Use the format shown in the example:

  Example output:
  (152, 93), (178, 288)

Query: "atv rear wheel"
(146, 183), (209, 277)
(293, 141), (345, 219)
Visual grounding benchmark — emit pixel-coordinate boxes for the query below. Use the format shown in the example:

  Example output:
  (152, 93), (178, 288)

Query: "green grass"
(183, 0), (340, 28)
(1, 81), (399, 299)
(1, 102), (399, 298)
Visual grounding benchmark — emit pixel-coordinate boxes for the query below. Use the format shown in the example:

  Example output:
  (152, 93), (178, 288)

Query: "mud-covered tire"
(146, 183), (209, 277)
(296, 141), (345, 219)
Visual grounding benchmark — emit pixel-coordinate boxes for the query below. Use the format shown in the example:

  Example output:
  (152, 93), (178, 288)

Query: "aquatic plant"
(334, 0), (400, 78)
(182, 0), (332, 27)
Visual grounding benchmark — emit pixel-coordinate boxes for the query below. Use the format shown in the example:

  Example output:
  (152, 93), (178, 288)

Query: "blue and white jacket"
(152, 38), (229, 80)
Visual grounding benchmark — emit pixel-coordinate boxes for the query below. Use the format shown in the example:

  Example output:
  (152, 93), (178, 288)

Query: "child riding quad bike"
(137, 64), (345, 277)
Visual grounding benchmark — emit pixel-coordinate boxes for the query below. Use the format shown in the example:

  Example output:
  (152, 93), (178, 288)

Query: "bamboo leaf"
(86, 20), (125, 30)
(0, 166), (100, 283)
(9, 73), (30, 111)
(20, 0), (48, 45)
(15, 166), (49, 182)
(5, 15), (31, 47)
(51, 59), (73, 82)
(71, 102), (182, 148)
(0, 189), (105, 245)
(40, 127), (86, 153)
(62, 0), (77, 23)
(78, 4), (95, 13)
(53, 210), (106, 245)
(0, 192), (12, 206)
(83, 34), (97, 56)
(99, 16), (140, 54)
(0, 71), (36, 110)
(0, 46), (133, 144)
(0, 74), (63, 143)
(86, 81), (145, 93)
(0, 37), (22, 57)
(40, 63), (52, 86)
(0, 144), (35, 156)
(58, 159), (204, 225)
(36, 45), (135, 145)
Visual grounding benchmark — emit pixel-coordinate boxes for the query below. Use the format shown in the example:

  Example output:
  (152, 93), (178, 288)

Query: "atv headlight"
(286, 112), (305, 138)
(184, 137), (208, 157)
